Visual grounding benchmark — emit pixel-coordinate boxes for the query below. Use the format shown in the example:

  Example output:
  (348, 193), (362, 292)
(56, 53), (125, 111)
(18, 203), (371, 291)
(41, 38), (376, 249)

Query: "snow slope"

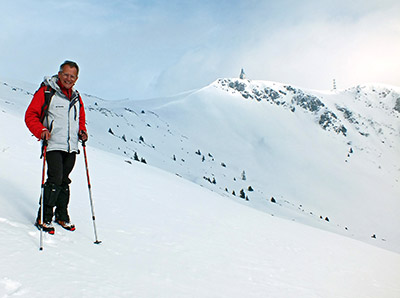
(80, 78), (400, 253)
(1, 78), (400, 297)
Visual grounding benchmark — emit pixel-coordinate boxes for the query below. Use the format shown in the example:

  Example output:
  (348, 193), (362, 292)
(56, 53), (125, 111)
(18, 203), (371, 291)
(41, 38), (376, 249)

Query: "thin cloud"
(0, 0), (399, 99)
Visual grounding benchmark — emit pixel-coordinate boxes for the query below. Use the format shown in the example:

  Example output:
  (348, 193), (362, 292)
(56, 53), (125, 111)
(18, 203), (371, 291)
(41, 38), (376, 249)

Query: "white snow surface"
(1, 78), (400, 297)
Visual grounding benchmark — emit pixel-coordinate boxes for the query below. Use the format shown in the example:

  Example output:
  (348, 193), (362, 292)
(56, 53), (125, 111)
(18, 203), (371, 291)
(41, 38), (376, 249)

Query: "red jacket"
(25, 78), (87, 141)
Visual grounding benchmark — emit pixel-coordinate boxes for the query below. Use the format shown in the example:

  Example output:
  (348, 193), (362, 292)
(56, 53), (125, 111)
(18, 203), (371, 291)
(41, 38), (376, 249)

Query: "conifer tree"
(134, 152), (139, 161)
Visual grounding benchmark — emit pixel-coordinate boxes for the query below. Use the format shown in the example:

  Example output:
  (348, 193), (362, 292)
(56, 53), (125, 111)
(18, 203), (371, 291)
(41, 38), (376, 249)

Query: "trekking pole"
(82, 141), (102, 244)
(39, 140), (48, 251)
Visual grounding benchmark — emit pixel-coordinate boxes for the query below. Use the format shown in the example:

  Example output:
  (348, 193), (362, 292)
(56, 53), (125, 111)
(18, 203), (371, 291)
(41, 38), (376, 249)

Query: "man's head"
(58, 60), (79, 89)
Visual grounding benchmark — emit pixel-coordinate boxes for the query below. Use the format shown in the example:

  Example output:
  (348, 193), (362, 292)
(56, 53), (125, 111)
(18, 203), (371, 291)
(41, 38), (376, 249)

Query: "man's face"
(58, 65), (78, 89)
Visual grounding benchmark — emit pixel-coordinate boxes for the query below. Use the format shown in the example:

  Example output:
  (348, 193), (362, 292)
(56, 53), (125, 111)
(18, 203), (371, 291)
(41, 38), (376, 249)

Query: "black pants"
(38, 151), (76, 222)
(46, 150), (76, 186)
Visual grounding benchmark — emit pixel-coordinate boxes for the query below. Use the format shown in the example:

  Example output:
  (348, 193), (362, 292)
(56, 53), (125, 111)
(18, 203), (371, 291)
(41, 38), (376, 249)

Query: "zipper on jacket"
(67, 108), (71, 153)
(67, 94), (80, 153)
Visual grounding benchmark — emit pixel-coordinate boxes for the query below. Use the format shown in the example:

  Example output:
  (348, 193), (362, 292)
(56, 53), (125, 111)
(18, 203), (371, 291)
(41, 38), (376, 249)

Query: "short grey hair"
(59, 60), (79, 75)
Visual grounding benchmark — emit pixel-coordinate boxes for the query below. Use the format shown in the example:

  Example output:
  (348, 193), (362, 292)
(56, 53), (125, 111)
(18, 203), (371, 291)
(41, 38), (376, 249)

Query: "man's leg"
(36, 151), (63, 231)
(55, 152), (76, 225)
(37, 183), (61, 223)
(55, 184), (70, 222)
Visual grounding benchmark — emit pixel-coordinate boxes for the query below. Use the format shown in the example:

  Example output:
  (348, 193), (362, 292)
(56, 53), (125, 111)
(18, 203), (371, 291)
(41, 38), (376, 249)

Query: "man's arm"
(25, 87), (49, 140)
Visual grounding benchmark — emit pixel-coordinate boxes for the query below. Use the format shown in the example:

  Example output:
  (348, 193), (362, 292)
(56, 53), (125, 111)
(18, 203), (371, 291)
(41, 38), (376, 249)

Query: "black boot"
(55, 184), (70, 222)
(36, 183), (61, 233)
(55, 184), (75, 231)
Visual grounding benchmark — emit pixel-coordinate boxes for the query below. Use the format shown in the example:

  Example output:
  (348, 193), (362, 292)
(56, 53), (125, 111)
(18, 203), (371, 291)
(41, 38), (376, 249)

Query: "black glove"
(79, 130), (88, 142)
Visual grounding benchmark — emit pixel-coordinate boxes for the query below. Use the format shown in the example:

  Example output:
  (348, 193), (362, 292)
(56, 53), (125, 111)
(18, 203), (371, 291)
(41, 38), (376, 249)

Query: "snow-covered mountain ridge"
(216, 78), (400, 139)
(1, 77), (400, 254)
(217, 78), (347, 136)
(90, 79), (400, 253)
(1, 76), (400, 297)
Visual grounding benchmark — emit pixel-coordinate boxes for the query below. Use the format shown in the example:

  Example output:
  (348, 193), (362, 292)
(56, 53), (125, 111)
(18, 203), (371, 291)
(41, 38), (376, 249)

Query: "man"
(25, 60), (88, 234)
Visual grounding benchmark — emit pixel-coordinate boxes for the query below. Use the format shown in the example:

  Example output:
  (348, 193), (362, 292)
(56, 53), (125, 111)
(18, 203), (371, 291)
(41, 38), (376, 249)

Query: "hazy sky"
(1, 0), (399, 100)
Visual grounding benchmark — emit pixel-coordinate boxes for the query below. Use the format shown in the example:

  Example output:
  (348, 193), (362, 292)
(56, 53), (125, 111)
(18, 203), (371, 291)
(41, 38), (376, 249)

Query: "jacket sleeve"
(78, 95), (87, 133)
(25, 87), (47, 139)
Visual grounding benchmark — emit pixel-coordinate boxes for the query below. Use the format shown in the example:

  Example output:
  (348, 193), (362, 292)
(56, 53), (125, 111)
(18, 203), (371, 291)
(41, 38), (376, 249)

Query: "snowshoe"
(56, 220), (75, 231)
(35, 219), (55, 235)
